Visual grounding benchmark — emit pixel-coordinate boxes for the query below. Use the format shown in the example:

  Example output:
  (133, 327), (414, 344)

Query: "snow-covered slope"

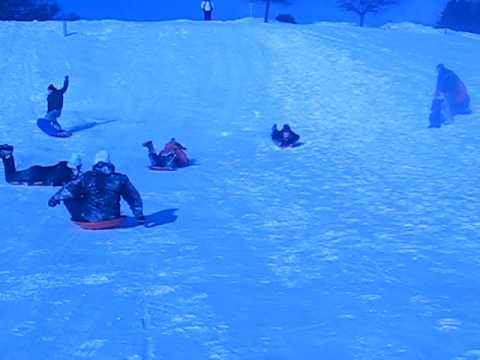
(1, 19), (480, 360)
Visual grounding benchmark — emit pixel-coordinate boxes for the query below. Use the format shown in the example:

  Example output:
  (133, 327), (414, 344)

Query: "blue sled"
(37, 118), (72, 138)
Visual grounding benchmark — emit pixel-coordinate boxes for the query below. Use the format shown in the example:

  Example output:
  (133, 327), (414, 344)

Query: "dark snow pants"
(1, 155), (41, 184)
(148, 152), (176, 168)
(203, 11), (212, 20)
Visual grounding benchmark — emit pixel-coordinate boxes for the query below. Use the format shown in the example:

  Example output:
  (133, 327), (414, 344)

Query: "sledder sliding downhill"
(48, 150), (144, 229)
(38, 76), (72, 137)
(143, 138), (190, 171)
(0, 144), (82, 186)
(271, 124), (301, 148)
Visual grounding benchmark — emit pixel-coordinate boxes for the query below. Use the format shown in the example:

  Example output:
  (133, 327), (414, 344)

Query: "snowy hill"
(1, 19), (480, 360)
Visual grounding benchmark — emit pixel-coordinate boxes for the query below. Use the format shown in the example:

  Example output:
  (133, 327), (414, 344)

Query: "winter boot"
(142, 140), (155, 153)
(0, 144), (13, 158)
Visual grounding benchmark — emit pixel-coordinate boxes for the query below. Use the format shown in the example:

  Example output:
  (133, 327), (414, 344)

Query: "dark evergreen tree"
(0, 0), (61, 21)
(437, 0), (480, 34)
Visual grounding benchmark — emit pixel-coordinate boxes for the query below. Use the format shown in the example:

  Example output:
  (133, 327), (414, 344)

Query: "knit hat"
(67, 153), (82, 169)
(48, 84), (56, 91)
(94, 150), (110, 164)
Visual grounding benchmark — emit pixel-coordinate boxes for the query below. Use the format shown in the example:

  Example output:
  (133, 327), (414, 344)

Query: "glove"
(48, 197), (60, 207)
(65, 75), (69, 80)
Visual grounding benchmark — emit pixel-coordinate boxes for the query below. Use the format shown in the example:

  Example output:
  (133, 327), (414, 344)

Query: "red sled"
(149, 166), (176, 171)
(74, 216), (127, 230)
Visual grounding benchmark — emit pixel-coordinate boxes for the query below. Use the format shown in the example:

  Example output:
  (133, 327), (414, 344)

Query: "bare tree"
(337, 0), (397, 27)
(253, 0), (289, 23)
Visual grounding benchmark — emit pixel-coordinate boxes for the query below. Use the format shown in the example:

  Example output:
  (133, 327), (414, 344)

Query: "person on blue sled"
(432, 64), (472, 126)
(271, 124), (300, 148)
(0, 144), (82, 185)
(48, 150), (144, 224)
(142, 138), (190, 169)
(46, 75), (69, 131)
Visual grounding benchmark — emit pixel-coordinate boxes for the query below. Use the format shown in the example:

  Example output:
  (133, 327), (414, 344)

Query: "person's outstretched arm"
(60, 75), (69, 94)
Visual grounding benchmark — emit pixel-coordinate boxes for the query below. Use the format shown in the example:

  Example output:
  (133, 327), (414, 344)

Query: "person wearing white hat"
(0, 144), (82, 186)
(49, 150), (144, 223)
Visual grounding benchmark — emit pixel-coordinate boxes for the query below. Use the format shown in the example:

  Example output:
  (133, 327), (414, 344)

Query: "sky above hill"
(59, 0), (449, 26)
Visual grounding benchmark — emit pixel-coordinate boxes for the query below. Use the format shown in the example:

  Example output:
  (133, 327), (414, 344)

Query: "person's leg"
(45, 110), (62, 130)
(174, 150), (189, 167)
(443, 101), (454, 124)
(0, 148), (42, 184)
(63, 198), (85, 221)
(149, 153), (163, 167)
(165, 153), (176, 168)
(207, 11), (212, 20)
(1, 153), (17, 183)
(143, 141), (162, 166)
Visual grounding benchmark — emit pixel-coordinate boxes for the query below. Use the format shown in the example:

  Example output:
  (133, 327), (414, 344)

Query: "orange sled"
(74, 216), (127, 230)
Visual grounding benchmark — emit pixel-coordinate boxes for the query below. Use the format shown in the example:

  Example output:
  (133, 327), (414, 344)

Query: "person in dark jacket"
(46, 75), (69, 130)
(0, 144), (82, 185)
(434, 64), (471, 121)
(271, 124), (300, 148)
(201, 0), (214, 20)
(48, 150), (144, 223)
(142, 138), (190, 168)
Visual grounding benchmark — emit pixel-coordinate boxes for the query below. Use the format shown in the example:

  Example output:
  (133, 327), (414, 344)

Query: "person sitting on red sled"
(142, 138), (190, 169)
(48, 150), (144, 225)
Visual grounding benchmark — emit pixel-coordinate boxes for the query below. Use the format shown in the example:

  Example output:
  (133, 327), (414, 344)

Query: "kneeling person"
(434, 64), (472, 120)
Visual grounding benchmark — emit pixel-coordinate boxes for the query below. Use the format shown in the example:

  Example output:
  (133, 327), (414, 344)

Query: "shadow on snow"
(120, 208), (179, 229)
(68, 120), (117, 134)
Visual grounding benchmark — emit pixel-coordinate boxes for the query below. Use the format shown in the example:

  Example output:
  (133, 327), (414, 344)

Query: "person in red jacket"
(142, 138), (190, 169)
(434, 64), (471, 121)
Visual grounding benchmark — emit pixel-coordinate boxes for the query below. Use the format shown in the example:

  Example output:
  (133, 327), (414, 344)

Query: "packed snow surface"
(0, 19), (479, 359)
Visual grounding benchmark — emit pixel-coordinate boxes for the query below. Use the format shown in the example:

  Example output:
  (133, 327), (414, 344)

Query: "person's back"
(161, 138), (189, 167)
(435, 64), (470, 114)
(47, 77), (69, 113)
(280, 124), (300, 147)
(71, 163), (139, 221)
(201, 0), (214, 20)
(29, 161), (74, 186)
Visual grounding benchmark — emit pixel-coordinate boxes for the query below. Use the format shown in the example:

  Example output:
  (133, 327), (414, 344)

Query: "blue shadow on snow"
(120, 208), (179, 229)
(68, 120), (117, 134)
